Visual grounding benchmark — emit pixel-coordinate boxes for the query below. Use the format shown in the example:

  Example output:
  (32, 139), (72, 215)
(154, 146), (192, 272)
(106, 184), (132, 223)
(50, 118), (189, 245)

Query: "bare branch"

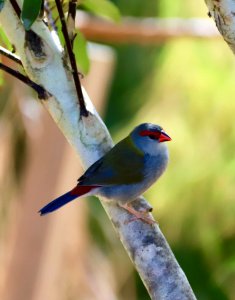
(55, 0), (88, 117)
(0, 62), (50, 99)
(76, 13), (220, 44)
(0, 45), (22, 65)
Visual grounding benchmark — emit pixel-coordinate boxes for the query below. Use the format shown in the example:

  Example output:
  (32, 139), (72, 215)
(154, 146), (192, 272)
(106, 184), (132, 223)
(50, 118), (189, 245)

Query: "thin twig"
(0, 62), (50, 99)
(9, 0), (21, 18)
(67, 0), (77, 47)
(55, 0), (88, 117)
(0, 46), (23, 66)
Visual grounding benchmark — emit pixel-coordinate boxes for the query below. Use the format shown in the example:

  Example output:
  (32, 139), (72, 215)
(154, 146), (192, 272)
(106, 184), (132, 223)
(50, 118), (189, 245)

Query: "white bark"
(205, 0), (235, 54)
(0, 2), (196, 299)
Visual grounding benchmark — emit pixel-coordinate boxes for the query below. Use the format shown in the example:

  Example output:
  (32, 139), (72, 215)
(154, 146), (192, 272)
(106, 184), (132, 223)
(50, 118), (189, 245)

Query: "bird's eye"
(148, 134), (158, 140)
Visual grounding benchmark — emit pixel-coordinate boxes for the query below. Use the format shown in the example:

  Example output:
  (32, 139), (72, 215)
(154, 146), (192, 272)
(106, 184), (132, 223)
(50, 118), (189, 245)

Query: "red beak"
(159, 131), (171, 143)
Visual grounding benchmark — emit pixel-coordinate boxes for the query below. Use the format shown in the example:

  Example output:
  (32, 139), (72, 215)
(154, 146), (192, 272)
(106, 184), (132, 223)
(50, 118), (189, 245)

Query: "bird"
(39, 123), (171, 224)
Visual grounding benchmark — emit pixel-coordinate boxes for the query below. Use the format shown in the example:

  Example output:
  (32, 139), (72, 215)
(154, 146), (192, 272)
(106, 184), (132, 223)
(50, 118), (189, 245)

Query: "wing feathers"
(78, 136), (145, 186)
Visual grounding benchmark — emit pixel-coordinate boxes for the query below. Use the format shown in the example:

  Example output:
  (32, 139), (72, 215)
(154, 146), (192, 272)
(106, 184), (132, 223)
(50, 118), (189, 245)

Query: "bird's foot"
(127, 214), (156, 225)
(119, 203), (156, 225)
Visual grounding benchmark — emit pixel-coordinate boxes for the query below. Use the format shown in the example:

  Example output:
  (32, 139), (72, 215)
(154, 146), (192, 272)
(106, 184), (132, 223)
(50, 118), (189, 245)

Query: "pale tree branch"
(0, 1), (196, 299)
(205, 0), (235, 54)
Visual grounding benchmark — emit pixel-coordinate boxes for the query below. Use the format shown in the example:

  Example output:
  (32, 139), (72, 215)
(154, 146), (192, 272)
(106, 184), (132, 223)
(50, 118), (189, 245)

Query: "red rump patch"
(139, 130), (161, 139)
(70, 185), (100, 196)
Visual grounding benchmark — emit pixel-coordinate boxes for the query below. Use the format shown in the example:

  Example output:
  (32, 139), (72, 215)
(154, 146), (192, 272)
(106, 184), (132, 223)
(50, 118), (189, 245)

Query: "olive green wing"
(78, 137), (145, 186)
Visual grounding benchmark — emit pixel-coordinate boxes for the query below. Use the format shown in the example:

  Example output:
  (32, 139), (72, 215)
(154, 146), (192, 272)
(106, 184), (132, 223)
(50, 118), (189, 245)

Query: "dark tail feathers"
(39, 191), (78, 216)
(38, 185), (98, 216)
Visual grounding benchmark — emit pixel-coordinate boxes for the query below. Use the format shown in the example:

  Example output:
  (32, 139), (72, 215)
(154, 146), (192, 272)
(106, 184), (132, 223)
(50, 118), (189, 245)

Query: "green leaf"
(80, 0), (120, 22)
(21, 0), (43, 30)
(0, 28), (12, 50)
(0, 71), (4, 87)
(0, 0), (5, 11)
(74, 31), (90, 75)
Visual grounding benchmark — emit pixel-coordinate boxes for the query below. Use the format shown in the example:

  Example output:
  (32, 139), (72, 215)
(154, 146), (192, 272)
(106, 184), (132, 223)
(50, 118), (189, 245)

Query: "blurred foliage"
(89, 1), (235, 300)
(0, 80), (27, 234)
(1, 0), (235, 299)
(79, 0), (121, 22)
(0, 27), (27, 184)
(0, 28), (13, 51)
(105, 0), (163, 133)
(73, 30), (90, 74)
(144, 38), (235, 299)
(21, 0), (120, 31)
(0, 0), (4, 11)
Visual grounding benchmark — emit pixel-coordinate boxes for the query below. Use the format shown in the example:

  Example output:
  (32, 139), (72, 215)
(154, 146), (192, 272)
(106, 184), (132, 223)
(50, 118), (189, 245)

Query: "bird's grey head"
(130, 123), (171, 155)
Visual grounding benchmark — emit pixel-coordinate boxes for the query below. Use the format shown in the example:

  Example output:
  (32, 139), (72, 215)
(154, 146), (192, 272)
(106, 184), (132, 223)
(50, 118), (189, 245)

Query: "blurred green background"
(1, 0), (235, 299)
(89, 1), (235, 299)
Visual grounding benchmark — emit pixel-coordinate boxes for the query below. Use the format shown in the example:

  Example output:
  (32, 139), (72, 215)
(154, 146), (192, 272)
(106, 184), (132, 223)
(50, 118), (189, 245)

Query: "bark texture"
(205, 0), (235, 53)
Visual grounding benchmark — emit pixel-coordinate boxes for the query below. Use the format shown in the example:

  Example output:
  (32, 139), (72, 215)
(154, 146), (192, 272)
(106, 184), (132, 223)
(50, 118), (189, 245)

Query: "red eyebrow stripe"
(139, 130), (160, 137)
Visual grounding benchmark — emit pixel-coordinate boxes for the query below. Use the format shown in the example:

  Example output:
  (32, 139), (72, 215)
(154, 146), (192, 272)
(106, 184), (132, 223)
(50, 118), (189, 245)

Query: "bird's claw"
(119, 203), (156, 225)
(124, 214), (156, 225)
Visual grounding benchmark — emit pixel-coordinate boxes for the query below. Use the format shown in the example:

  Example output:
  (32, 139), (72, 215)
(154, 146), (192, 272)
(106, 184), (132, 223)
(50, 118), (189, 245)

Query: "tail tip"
(38, 208), (48, 216)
